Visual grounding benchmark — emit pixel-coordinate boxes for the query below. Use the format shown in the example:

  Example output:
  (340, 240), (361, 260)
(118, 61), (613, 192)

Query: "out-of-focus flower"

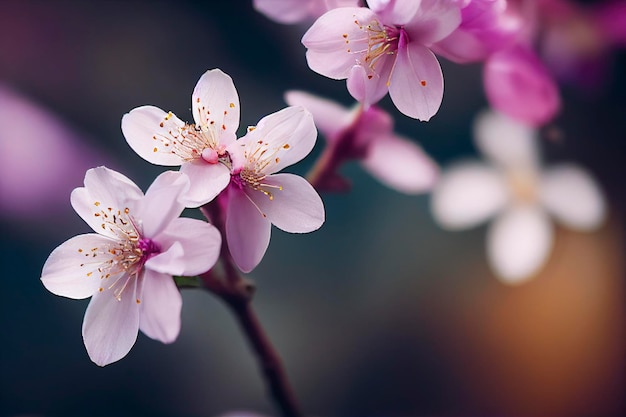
(122, 69), (239, 207)
(253, 0), (361, 24)
(0, 84), (106, 221)
(285, 90), (438, 194)
(431, 110), (606, 284)
(224, 106), (325, 273)
(41, 167), (221, 366)
(302, 0), (461, 121)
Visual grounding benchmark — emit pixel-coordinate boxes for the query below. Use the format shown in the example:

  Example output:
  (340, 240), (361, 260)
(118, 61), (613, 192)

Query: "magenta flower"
(254, 0), (361, 24)
(431, 110), (606, 284)
(285, 90), (439, 194)
(301, 0), (461, 121)
(41, 167), (221, 366)
(122, 69), (240, 207)
(224, 106), (325, 273)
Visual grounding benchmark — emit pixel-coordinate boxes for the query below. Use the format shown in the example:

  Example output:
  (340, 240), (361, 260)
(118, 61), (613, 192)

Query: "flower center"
(507, 168), (538, 204)
(347, 17), (400, 74)
(231, 138), (289, 200)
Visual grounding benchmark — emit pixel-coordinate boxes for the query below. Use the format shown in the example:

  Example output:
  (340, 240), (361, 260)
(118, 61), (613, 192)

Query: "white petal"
(121, 106), (188, 166)
(431, 162), (508, 229)
(362, 134), (439, 194)
(82, 278), (140, 366)
(191, 69), (240, 146)
(152, 217), (221, 276)
(139, 269), (182, 344)
(236, 106), (317, 174)
(487, 205), (553, 284)
(179, 160), (231, 207)
(41, 234), (117, 299)
(249, 173), (325, 233)
(284, 90), (354, 139)
(136, 171), (189, 238)
(473, 109), (539, 169)
(144, 241), (186, 276)
(540, 164), (606, 231)
(71, 167), (143, 239)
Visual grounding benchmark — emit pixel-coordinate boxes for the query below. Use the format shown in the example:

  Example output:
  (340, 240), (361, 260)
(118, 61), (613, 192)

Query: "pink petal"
(225, 186), (272, 273)
(40, 234), (117, 299)
(136, 171), (189, 238)
(248, 173), (325, 233)
(473, 109), (539, 169)
(145, 241), (185, 276)
(539, 164), (606, 231)
(254, 0), (316, 23)
(82, 277), (140, 366)
(403, 0), (462, 44)
(346, 64), (392, 108)
(431, 162), (508, 229)
(302, 7), (377, 79)
(70, 167), (143, 239)
(237, 106), (317, 174)
(284, 90), (354, 139)
(487, 205), (553, 284)
(152, 217), (221, 276)
(483, 45), (561, 127)
(388, 42), (444, 121)
(367, 0), (421, 25)
(179, 159), (231, 207)
(362, 134), (439, 194)
(121, 106), (187, 166)
(138, 269), (182, 344)
(191, 69), (240, 147)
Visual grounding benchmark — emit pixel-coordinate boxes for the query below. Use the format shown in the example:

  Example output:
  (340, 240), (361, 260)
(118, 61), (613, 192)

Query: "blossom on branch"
(301, 0), (461, 121)
(41, 167), (221, 366)
(122, 69), (240, 207)
(431, 110), (606, 284)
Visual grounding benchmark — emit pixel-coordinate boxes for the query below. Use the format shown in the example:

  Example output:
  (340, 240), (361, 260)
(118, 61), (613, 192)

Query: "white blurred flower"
(431, 109), (606, 284)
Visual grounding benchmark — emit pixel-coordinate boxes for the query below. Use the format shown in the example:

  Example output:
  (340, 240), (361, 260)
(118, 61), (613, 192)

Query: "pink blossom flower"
(41, 167), (221, 366)
(122, 69), (240, 207)
(301, 0), (461, 121)
(431, 110), (606, 284)
(223, 106), (325, 273)
(254, 0), (361, 24)
(285, 90), (439, 194)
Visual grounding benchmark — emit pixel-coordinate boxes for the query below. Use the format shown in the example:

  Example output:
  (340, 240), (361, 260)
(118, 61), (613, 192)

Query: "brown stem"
(198, 199), (303, 417)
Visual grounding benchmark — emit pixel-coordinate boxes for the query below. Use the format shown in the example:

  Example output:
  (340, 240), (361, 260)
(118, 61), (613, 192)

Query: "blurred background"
(1, 1), (624, 416)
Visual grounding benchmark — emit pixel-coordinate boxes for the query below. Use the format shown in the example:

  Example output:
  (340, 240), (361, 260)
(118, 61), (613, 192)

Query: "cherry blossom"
(223, 106), (325, 273)
(301, 0), (461, 121)
(254, 0), (361, 24)
(285, 90), (438, 194)
(122, 69), (240, 207)
(431, 110), (606, 284)
(41, 167), (221, 366)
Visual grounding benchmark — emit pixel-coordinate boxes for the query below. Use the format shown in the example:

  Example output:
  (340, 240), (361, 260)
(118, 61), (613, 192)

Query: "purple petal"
(71, 167), (143, 239)
(484, 45), (561, 126)
(82, 277), (140, 366)
(151, 217), (221, 276)
(41, 234), (117, 299)
(136, 171), (189, 238)
(431, 161), (508, 229)
(302, 7), (377, 79)
(284, 90), (354, 139)
(249, 173), (325, 233)
(225, 186), (272, 273)
(191, 69), (240, 147)
(539, 164), (606, 231)
(403, 0), (462, 45)
(121, 106), (187, 166)
(367, 0), (422, 25)
(138, 269), (182, 344)
(179, 159), (231, 207)
(362, 134), (439, 194)
(487, 205), (553, 284)
(473, 109), (539, 169)
(238, 106), (317, 174)
(388, 42), (444, 121)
